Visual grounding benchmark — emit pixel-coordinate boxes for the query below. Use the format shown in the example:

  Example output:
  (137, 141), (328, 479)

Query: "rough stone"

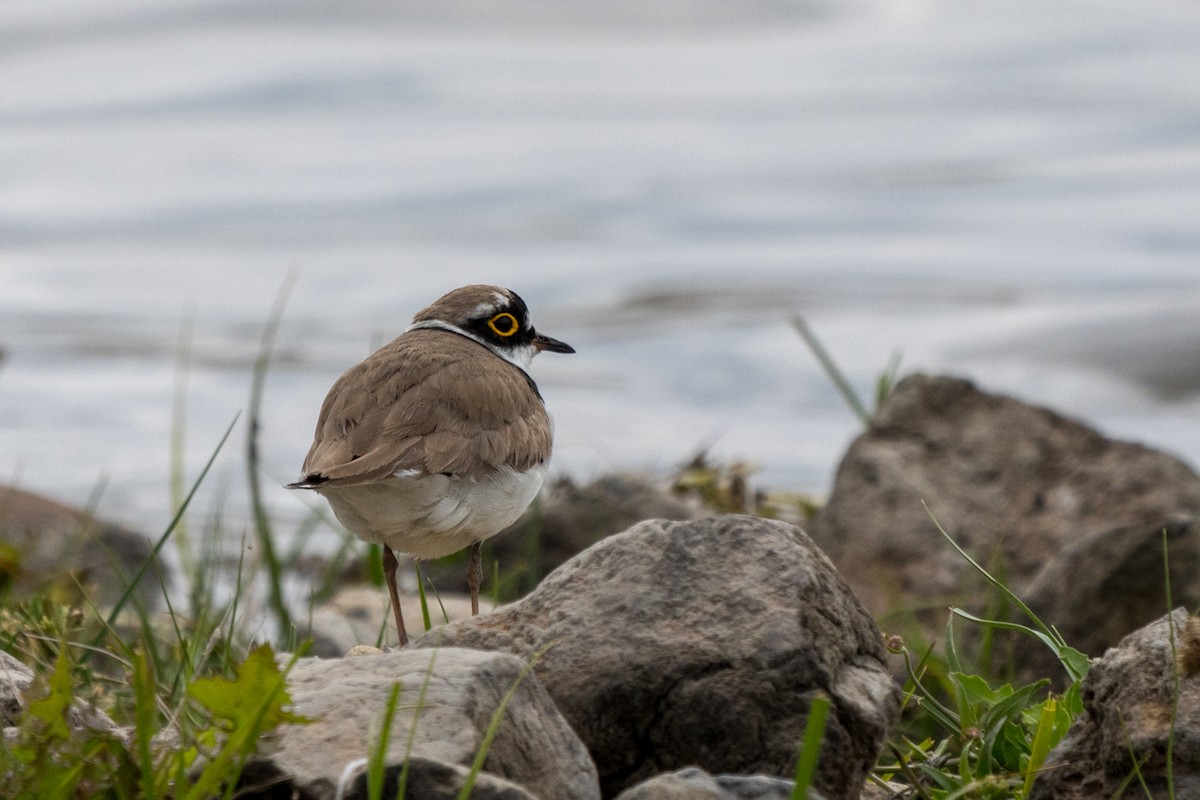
(410, 515), (899, 800)
(0, 485), (168, 609)
(1, 647), (121, 737)
(1017, 515), (1200, 681)
(305, 585), (487, 658)
(1029, 609), (1200, 799)
(237, 755), (540, 800)
(251, 647), (598, 800)
(613, 767), (814, 800)
(810, 374), (1200, 666)
(0, 649), (35, 727)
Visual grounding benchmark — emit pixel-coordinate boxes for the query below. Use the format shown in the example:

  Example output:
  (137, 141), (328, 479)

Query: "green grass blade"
(455, 644), (554, 800)
(927, 502), (1090, 684)
(874, 350), (903, 412)
(792, 692), (831, 799)
(368, 683), (402, 800)
(925, 504), (1050, 638)
(367, 543), (385, 586)
(92, 413), (240, 653)
(397, 647), (439, 799)
(791, 315), (872, 427)
(247, 269), (299, 643)
(170, 310), (196, 578)
(1163, 528), (1177, 800)
(414, 562), (433, 633)
(1023, 696), (1068, 795)
(900, 643), (960, 731)
(225, 533), (250, 674)
(944, 614), (964, 675)
(950, 606), (1089, 685)
(132, 648), (159, 799)
(1115, 710), (1154, 799)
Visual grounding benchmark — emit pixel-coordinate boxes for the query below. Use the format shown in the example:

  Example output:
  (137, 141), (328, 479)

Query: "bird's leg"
(382, 546), (409, 646)
(467, 541), (483, 616)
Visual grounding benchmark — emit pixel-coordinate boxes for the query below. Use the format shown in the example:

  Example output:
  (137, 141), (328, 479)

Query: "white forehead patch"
(470, 291), (512, 319)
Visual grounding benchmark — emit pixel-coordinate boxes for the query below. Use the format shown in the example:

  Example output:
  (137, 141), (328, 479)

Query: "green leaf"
(25, 647), (74, 742)
(188, 644), (306, 730)
(183, 644), (311, 800)
(1023, 696), (1071, 795)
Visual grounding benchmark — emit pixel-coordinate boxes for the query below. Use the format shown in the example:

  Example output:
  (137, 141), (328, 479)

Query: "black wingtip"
(285, 474), (328, 490)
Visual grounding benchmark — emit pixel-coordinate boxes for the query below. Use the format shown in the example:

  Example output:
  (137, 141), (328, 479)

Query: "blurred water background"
(2, 0), (1199, 552)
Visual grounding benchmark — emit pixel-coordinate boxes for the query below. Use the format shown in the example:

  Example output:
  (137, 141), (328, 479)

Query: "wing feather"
(295, 329), (551, 487)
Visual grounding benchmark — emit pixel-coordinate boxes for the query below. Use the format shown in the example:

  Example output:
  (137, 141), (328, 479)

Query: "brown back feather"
(299, 329), (551, 486)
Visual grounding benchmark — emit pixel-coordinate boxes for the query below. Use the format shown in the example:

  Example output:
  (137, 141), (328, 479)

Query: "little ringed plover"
(288, 284), (574, 644)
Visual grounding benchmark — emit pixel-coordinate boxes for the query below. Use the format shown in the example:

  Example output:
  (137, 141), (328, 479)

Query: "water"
(2, 0), (1199, 548)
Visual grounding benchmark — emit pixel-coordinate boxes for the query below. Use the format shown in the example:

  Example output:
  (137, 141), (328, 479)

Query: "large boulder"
(1016, 515), (1200, 681)
(0, 486), (168, 609)
(612, 767), (811, 800)
(238, 755), (542, 800)
(810, 374), (1200, 671)
(251, 647), (599, 800)
(1029, 609), (1200, 799)
(411, 515), (899, 800)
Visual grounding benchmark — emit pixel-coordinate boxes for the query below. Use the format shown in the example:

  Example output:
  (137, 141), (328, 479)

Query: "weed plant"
(795, 320), (1088, 799)
(871, 515), (1087, 799)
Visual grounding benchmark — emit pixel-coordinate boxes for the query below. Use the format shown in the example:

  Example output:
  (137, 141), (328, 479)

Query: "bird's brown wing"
(293, 330), (552, 487)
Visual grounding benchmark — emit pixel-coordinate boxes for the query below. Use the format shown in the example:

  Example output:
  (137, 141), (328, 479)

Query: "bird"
(287, 285), (574, 645)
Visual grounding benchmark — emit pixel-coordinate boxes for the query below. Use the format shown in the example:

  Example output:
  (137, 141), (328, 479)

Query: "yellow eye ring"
(487, 312), (519, 337)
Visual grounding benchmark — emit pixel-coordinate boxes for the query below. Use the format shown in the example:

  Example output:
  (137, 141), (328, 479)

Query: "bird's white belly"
(315, 465), (545, 559)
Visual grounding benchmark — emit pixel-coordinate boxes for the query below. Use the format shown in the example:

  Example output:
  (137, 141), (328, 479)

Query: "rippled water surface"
(2, 0), (1199, 546)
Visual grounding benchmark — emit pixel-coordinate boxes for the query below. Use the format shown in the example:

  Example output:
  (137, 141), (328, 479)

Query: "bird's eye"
(487, 312), (519, 337)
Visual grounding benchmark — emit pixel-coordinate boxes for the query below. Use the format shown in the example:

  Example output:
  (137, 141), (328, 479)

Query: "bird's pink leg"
(467, 541), (483, 616)
(382, 546), (409, 645)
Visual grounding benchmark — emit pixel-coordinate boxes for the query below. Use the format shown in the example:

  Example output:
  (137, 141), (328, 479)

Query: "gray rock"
(614, 766), (816, 800)
(252, 647), (598, 800)
(305, 585), (484, 658)
(1017, 515), (1200, 682)
(1029, 609), (1200, 799)
(0, 649), (35, 726)
(238, 755), (540, 800)
(0, 485), (168, 609)
(810, 374), (1200, 670)
(348, 756), (539, 800)
(410, 515), (899, 800)
(1, 647), (121, 737)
